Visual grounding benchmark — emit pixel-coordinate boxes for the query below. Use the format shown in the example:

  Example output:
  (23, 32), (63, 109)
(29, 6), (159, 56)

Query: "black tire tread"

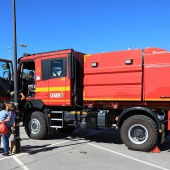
(25, 111), (47, 140)
(120, 115), (158, 151)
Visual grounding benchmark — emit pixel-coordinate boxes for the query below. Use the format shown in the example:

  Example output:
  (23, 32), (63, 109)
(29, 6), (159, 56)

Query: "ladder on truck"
(49, 111), (64, 128)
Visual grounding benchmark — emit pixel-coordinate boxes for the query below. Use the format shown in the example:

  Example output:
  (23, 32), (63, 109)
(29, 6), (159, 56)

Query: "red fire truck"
(1, 47), (170, 152)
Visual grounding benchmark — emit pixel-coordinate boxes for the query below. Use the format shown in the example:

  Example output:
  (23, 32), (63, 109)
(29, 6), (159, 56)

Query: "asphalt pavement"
(1, 127), (170, 170)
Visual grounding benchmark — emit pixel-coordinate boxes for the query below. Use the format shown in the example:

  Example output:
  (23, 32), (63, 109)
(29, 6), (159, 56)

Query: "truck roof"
(18, 47), (168, 63)
(18, 48), (75, 62)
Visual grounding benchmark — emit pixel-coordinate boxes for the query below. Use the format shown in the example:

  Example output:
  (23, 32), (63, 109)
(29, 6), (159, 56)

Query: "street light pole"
(20, 43), (27, 55)
(12, 0), (21, 153)
(8, 47), (11, 60)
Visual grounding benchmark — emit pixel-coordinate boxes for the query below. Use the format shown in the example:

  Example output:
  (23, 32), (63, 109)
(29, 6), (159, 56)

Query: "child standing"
(8, 104), (16, 134)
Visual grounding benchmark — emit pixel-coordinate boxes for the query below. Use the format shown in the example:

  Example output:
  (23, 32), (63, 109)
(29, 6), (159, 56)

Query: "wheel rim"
(128, 124), (148, 144)
(29, 118), (41, 134)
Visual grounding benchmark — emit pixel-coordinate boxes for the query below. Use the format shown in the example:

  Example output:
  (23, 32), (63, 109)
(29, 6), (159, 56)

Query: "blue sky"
(0, 0), (170, 60)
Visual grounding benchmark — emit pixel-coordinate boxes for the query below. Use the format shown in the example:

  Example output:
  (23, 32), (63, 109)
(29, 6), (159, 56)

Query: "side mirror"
(2, 63), (9, 70)
(3, 71), (10, 80)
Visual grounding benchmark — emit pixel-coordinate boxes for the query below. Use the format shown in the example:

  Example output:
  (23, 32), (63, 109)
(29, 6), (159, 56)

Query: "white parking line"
(88, 143), (170, 170)
(13, 140), (71, 170)
(0, 140), (71, 169)
(26, 140), (70, 154)
(2, 136), (168, 170)
(12, 155), (30, 170)
(0, 155), (12, 161)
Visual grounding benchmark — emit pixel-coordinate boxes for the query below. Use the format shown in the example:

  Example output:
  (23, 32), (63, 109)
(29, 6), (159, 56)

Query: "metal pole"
(20, 43), (27, 55)
(12, 0), (21, 153)
(8, 47), (11, 60)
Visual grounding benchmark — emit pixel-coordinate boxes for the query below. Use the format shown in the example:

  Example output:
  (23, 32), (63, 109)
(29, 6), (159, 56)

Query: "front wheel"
(120, 115), (158, 151)
(25, 111), (48, 139)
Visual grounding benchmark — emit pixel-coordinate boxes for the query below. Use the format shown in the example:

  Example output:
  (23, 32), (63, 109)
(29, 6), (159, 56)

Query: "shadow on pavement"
(21, 128), (123, 155)
(22, 141), (88, 155)
(20, 128), (170, 155)
(46, 128), (123, 144)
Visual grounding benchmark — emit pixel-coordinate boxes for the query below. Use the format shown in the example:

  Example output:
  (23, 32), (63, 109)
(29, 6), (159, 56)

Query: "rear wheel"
(121, 115), (158, 151)
(25, 111), (48, 139)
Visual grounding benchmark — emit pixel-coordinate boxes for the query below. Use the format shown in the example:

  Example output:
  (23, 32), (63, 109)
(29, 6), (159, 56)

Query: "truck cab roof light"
(91, 62), (98, 67)
(125, 59), (133, 65)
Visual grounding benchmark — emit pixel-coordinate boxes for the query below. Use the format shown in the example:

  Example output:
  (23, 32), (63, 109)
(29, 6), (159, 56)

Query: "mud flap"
(161, 123), (165, 144)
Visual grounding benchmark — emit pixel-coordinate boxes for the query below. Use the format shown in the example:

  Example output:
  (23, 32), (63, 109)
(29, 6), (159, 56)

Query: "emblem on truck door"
(50, 92), (64, 98)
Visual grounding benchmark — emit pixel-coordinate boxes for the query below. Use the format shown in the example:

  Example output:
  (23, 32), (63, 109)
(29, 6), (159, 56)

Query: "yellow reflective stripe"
(48, 100), (67, 102)
(71, 111), (87, 115)
(145, 98), (170, 101)
(84, 54), (91, 62)
(83, 98), (141, 101)
(43, 100), (70, 102)
(36, 88), (48, 92)
(36, 86), (70, 92)
(71, 111), (80, 114)
(49, 86), (70, 91)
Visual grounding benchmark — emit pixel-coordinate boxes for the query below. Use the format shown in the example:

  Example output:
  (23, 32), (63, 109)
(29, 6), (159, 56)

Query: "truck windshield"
(0, 60), (13, 98)
(0, 60), (13, 81)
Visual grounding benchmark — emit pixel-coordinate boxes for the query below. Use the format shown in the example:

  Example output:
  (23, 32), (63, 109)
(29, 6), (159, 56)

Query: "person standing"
(8, 104), (16, 134)
(0, 103), (11, 156)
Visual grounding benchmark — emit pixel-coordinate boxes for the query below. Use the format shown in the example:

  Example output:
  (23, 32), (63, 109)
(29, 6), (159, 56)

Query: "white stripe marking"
(0, 156), (12, 161)
(88, 143), (170, 170)
(0, 140), (71, 169)
(27, 140), (70, 154)
(12, 155), (30, 170)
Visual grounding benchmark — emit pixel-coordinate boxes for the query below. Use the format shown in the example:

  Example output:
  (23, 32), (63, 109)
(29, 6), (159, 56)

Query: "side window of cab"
(51, 60), (63, 77)
(41, 58), (66, 80)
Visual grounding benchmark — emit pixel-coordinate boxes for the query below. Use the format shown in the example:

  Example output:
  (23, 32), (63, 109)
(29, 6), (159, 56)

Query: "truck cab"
(18, 49), (84, 107)
(17, 49), (85, 139)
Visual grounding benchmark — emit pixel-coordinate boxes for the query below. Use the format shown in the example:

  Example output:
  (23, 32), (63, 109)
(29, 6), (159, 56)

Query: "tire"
(25, 111), (48, 139)
(58, 127), (76, 134)
(120, 115), (158, 151)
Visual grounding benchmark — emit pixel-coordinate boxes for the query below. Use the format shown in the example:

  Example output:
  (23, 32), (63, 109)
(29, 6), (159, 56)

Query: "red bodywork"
(83, 47), (170, 109)
(18, 47), (170, 110)
(7, 47), (170, 143)
(18, 49), (84, 107)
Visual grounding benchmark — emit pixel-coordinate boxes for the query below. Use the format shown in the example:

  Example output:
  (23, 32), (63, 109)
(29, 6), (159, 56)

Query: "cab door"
(48, 57), (67, 106)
